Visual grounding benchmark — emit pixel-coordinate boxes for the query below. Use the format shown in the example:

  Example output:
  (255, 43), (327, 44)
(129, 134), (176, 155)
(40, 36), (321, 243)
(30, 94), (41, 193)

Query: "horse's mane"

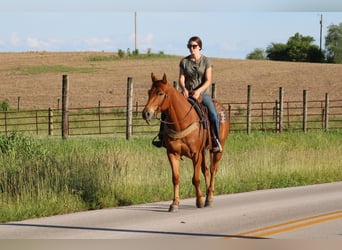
(154, 79), (192, 108)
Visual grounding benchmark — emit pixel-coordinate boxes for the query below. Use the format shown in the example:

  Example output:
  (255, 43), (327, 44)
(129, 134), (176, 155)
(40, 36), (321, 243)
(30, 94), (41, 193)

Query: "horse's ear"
(151, 72), (157, 82)
(162, 73), (167, 83)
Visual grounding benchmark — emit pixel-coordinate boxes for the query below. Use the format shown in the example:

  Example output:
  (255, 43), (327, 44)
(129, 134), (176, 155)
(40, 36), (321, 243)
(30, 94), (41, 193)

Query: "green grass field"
(0, 130), (341, 222)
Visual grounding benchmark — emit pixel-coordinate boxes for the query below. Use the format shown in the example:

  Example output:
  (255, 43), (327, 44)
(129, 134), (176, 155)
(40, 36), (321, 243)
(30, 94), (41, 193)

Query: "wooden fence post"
(228, 104), (231, 121)
(126, 77), (133, 140)
(275, 100), (279, 132)
(57, 98), (60, 113)
(62, 75), (69, 139)
(98, 100), (102, 134)
(324, 93), (329, 131)
(212, 83), (216, 99)
(302, 90), (307, 132)
(260, 103), (264, 131)
(48, 108), (53, 136)
(35, 111), (38, 135)
(4, 112), (7, 135)
(135, 101), (139, 117)
(286, 101), (290, 129)
(173, 81), (179, 90)
(247, 85), (252, 134)
(278, 87), (284, 133)
(17, 97), (20, 112)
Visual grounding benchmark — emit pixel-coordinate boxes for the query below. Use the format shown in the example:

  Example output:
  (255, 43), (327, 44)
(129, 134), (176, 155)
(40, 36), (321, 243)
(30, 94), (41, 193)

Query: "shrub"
(132, 49), (139, 56)
(0, 99), (9, 112)
(0, 132), (48, 160)
(118, 49), (125, 58)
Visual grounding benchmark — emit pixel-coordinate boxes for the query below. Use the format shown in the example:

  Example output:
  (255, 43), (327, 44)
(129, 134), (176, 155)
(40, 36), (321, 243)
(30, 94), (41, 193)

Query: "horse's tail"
(214, 100), (230, 146)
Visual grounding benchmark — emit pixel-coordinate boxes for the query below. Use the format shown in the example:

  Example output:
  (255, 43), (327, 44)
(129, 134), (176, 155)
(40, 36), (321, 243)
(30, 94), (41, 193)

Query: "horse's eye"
(158, 92), (164, 96)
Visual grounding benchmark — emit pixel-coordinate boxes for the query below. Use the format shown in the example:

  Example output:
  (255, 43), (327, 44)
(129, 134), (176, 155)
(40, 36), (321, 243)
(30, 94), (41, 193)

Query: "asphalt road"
(1, 182), (341, 239)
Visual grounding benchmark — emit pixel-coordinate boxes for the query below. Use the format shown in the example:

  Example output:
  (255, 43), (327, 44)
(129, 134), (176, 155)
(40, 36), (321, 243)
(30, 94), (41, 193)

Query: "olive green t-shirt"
(179, 55), (212, 95)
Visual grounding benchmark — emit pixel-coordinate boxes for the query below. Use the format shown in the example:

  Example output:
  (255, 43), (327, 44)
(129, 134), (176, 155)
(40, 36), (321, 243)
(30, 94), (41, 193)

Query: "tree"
(325, 23), (342, 63)
(307, 45), (324, 62)
(287, 33), (315, 62)
(266, 43), (288, 61)
(246, 48), (267, 60)
(266, 32), (324, 62)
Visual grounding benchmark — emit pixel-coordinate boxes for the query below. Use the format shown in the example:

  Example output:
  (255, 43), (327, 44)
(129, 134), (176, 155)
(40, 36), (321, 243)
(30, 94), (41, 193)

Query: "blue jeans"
(202, 94), (220, 141)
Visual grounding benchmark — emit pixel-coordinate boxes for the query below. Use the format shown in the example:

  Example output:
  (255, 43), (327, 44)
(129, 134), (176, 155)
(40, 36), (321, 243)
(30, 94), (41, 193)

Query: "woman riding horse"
(153, 36), (222, 153)
(142, 72), (230, 212)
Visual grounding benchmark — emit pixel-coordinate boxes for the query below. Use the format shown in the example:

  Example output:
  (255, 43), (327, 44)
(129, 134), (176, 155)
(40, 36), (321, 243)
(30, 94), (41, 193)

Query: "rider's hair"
(187, 36), (202, 50)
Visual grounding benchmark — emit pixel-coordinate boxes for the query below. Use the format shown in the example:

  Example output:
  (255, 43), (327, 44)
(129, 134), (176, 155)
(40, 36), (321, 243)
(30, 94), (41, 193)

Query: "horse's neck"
(166, 90), (197, 131)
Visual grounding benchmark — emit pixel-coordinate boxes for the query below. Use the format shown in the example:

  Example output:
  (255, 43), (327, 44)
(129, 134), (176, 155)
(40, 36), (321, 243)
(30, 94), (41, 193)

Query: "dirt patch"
(0, 52), (341, 109)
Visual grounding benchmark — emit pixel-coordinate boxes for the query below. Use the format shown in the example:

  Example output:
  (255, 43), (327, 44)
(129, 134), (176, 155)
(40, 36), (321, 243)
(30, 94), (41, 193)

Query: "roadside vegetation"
(0, 130), (341, 222)
(87, 48), (178, 62)
(17, 65), (96, 75)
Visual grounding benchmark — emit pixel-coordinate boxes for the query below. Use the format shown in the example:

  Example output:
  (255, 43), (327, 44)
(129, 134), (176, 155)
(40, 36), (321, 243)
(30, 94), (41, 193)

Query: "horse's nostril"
(142, 110), (151, 120)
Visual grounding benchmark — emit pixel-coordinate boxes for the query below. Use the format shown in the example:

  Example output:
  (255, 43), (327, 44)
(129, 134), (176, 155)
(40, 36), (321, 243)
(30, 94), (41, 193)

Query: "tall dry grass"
(0, 130), (341, 222)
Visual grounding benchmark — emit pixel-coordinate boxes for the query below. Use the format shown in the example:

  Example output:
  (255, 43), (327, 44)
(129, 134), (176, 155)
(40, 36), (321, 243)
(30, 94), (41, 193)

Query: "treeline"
(247, 22), (342, 64)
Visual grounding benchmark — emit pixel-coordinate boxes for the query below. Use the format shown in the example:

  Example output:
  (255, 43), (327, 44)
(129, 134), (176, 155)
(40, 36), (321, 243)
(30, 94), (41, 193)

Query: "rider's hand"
(182, 89), (189, 98)
(192, 90), (201, 100)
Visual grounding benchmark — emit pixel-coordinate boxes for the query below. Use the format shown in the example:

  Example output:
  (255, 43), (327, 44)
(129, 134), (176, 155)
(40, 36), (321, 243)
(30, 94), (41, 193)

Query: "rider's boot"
(152, 134), (163, 148)
(211, 124), (222, 153)
(211, 137), (222, 153)
(152, 112), (165, 148)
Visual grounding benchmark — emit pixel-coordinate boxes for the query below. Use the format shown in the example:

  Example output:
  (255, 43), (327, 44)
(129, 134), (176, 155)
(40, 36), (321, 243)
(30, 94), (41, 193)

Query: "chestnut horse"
(142, 73), (230, 212)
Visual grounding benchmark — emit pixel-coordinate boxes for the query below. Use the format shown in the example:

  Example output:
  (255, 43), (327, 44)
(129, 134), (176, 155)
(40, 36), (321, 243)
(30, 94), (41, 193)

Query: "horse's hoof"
(196, 199), (205, 208)
(205, 199), (213, 207)
(169, 204), (179, 212)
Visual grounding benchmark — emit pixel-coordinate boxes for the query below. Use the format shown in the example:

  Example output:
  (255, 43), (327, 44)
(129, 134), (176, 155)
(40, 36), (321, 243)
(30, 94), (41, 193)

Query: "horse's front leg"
(167, 152), (181, 212)
(192, 153), (205, 208)
(201, 149), (210, 192)
(205, 152), (222, 207)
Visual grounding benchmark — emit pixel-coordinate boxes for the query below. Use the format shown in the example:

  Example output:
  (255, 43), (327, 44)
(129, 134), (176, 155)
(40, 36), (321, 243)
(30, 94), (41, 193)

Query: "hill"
(0, 52), (341, 109)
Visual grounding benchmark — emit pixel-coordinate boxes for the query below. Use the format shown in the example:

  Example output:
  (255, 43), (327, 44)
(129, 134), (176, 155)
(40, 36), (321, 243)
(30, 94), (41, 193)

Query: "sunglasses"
(187, 44), (199, 49)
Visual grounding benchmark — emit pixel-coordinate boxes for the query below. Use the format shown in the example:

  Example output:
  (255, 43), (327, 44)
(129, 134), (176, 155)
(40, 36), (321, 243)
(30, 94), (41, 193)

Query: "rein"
(157, 97), (196, 126)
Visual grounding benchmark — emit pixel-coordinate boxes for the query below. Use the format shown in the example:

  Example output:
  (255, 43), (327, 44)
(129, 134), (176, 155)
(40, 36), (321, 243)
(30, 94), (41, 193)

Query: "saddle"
(187, 97), (225, 153)
(187, 97), (208, 129)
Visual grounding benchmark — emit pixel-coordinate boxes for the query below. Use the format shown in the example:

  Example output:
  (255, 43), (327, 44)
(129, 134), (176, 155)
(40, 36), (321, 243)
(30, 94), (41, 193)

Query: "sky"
(0, 0), (342, 59)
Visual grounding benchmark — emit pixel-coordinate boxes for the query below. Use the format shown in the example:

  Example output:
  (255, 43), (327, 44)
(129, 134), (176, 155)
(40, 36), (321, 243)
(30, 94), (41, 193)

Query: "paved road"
(1, 182), (341, 239)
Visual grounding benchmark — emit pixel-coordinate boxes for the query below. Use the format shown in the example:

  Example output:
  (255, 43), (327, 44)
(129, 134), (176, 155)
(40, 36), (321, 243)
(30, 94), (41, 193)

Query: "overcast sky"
(1, 0), (341, 59)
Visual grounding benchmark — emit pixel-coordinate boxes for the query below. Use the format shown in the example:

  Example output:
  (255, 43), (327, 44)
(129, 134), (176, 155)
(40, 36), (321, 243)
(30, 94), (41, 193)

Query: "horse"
(142, 73), (230, 212)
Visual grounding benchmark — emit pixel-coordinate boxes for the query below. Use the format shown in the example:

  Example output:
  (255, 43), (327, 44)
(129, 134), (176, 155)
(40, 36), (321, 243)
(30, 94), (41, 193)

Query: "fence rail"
(225, 99), (342, 133)
(0, 75), (341, 138)
(0, 99), (341, 138)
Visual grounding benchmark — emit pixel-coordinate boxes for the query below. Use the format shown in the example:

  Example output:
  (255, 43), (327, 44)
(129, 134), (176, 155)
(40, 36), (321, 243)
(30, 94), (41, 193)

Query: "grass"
(16, 65), (96, 74)
(0, 130), (341, 222)
(216, 131), (342, 193)
(87, 52), (179, 62)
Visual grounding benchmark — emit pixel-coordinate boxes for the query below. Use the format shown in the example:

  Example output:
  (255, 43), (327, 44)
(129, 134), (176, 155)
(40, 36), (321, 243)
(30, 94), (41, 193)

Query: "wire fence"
(0, 98), (341, 138)
(1, 76), (340, 137)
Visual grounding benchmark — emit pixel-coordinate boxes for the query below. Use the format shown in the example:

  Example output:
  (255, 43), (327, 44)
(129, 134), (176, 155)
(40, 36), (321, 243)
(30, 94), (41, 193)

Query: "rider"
(152, 36), (222, 153)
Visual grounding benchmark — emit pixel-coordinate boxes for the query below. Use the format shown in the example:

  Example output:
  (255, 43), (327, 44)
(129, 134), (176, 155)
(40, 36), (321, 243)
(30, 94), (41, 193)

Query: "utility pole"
(320, 14), (323, 53)
(134, 12), (138, 52)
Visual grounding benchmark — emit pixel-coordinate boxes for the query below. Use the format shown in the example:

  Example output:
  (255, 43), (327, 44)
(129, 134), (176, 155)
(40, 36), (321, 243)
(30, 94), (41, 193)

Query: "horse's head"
(142, 73), (170, 124)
